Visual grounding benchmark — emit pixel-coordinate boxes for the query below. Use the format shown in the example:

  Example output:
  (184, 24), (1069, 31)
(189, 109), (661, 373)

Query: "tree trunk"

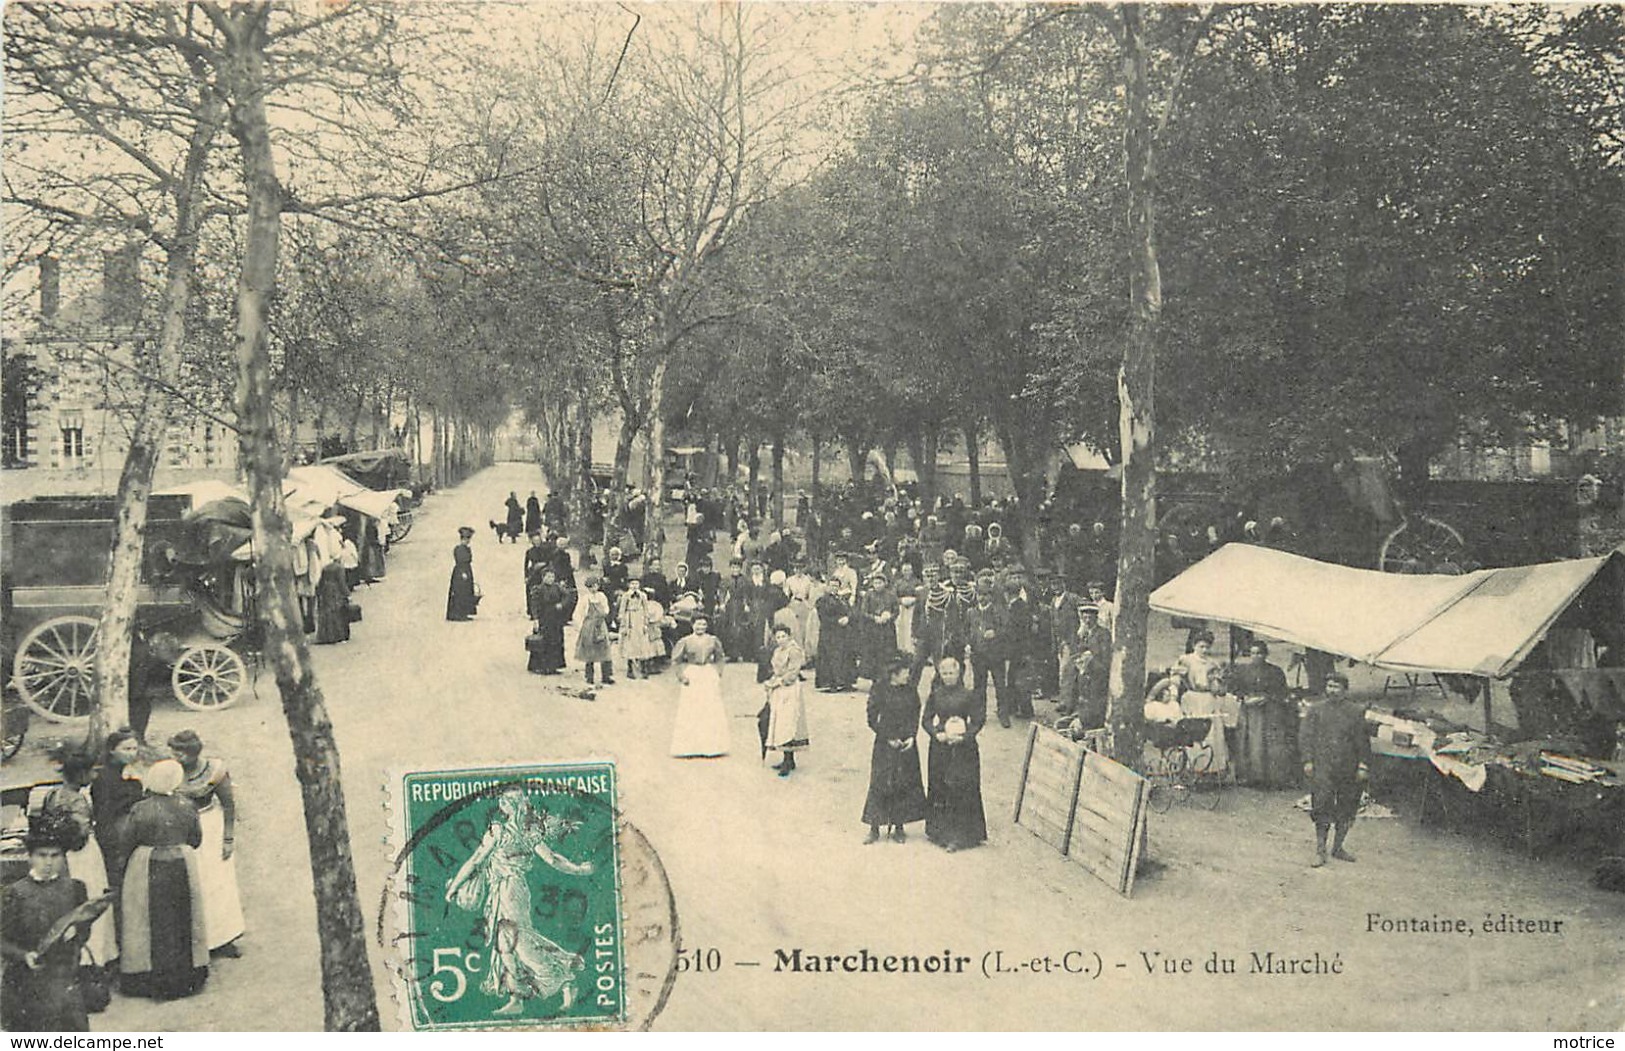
(613, 411), (639, 492)
(643, 359), (668, 550)
(747, 441), (761, 517)
(963, 422), (982, 506)
(218, 7), (380, 1030)
(771, 433), (786, 529)
(92, 86), (219, 743)
(995, 420), (1048, 572)
(810, 433), (822, 492)
(920, 428), (940, 510)
(845, 440), (867, 485)
(573, 385), (594, 557)
(1106, 2), (1158, 770)
(722, 436), (739, 489)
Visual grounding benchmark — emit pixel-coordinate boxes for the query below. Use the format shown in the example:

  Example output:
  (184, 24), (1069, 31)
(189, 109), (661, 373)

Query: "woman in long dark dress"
(446, 527), (478, 620)
(504, 492), (524, 543)
(524, 491), (543, 536)
(119, 760), (208, 1000)
(1230, 640), (1299, 787)
(313, 558), (351, 643)
(91, 729), (144, 891)
(922, 657), (987, 852)
(527, 566), (569, 674)
(862, 655), (926, 843)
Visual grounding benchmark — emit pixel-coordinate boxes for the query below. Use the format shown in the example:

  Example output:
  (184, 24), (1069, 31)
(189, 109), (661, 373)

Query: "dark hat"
(458, 525), (475, 537)
(1077, 602), (1100, 614)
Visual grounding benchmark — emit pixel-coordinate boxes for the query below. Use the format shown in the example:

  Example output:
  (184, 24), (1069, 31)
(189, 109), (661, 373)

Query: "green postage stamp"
(390, 761), (625, 1030)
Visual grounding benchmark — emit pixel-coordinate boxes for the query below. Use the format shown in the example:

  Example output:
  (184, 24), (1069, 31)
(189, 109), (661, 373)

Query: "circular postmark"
(377, 766), (677, 1032)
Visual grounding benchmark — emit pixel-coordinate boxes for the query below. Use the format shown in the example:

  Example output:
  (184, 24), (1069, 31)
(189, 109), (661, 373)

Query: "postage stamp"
(390, 761), (626, 1031)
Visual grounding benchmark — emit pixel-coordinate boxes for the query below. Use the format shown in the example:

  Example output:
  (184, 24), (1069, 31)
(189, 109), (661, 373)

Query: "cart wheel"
(1379, 515), (1467, 574)
(1, 695), (28, 760)
(12, 615), (99, 723)
(172, 643), (248, 711)
(388, 509), (413, 544)
(1147, 783), (1175, 814)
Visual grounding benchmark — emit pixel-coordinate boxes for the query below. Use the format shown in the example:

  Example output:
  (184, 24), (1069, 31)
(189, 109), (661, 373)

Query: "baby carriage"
(1144, 716), (1225, 812)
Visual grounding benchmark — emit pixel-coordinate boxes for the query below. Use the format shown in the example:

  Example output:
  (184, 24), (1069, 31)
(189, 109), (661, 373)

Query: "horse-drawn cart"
(2, 495), (259, 726)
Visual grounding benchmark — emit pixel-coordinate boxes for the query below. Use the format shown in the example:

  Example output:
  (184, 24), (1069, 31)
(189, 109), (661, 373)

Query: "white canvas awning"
(1149, 543), (1619, 679)
(285, 464), (403, 521)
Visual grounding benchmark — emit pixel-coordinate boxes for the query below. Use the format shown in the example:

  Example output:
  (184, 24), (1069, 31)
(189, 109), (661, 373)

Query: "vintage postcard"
(1, 0), (1622, 1038)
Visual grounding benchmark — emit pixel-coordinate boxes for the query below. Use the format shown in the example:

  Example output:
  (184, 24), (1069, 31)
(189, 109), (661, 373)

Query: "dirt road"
(26, 462), (1621, 1031)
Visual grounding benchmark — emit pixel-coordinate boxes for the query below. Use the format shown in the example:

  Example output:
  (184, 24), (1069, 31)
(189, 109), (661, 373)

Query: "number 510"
(428, 947), (482, 1002)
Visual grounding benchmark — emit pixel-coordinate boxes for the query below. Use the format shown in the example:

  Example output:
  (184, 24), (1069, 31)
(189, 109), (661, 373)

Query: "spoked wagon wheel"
(1, 693), (29, 760)
(387, 508), (413, 544)
(13, 615), (99, 723)
(172, 643), (248, 711)
(1379, 515), (1467, 574)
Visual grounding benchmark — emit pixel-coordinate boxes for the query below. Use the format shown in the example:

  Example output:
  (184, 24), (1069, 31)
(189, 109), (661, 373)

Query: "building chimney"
(102, 244), (141, 326)
(39, 255), (59, 318)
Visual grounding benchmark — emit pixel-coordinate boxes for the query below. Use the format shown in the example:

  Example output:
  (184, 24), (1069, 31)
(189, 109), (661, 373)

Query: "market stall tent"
(1148, 543), (1622, 679)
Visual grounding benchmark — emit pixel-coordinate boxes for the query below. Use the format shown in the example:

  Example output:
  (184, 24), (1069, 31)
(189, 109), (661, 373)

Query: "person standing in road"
(764, 623), (810, 777)
(168, 731), (245, 957)
(504, 492), (524, 543)
(1301, 674), (1370, 868)
(1, 828), (92, 1032)
(524, 491), (542, 536)
(862, 655), (926, 844)
(528, 566), (570, 676)
(446, 526), (479, 621)
(523, 532), (550, 618)
(119, 760), (208, 1001)
(575, 577), (615, 688)
(922, 657), (987, 853)
(616, 578), (661, 679)
(668, 615), (730, 758)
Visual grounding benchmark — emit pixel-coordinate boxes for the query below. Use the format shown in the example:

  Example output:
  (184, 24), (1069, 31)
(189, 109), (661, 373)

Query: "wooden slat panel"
(1084, 751), (1147, 788)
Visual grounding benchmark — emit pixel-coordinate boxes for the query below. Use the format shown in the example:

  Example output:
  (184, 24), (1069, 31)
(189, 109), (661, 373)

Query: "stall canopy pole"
(1482, 675), (1493, 734)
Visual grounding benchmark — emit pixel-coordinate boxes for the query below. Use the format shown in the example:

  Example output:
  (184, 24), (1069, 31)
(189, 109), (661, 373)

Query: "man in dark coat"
(1301, 674), (1370, 868)
(641, 557), (671, 609)
(693, 557), (723, 616)
(1, 831), (91, 1032)
(967, 578), (1009, 726)
(542, 491), (568, 535)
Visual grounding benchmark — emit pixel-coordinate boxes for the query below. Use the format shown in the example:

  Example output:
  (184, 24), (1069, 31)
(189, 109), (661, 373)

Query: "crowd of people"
(2, 729), (246, 1031)
(440, 479), (1371, 869)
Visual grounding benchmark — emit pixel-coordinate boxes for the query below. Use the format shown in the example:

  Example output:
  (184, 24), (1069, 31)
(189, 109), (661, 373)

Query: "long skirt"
(528, 623), (566, 673)
(446, 567), (478, 620)
(68, 837), (118, 964)
(862, 738), (926, 826)
(765, 679), (809, 752)
(925, 739), (986, 848)
(1236, 697), (1300, 788)
(313, 564), (351, 644)
(195, 803), (246, 950)
(120, 845), (208, 1000)
(670, 665), (730, 757)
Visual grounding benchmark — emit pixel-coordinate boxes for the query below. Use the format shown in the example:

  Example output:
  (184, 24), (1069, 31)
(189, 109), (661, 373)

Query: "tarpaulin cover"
(175, 498), (254, 565)
(1149, 543), (1619, 679)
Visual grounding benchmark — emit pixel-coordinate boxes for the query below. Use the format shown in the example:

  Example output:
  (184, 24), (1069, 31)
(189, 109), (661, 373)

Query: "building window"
(4, 422), (29, 466)
(60, 412), (85, 465)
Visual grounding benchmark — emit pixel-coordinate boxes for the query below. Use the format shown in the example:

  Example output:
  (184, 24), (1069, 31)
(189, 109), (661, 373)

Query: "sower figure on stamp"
(445, 789), (594, 1016)
(1301, 673), (1370, 868)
